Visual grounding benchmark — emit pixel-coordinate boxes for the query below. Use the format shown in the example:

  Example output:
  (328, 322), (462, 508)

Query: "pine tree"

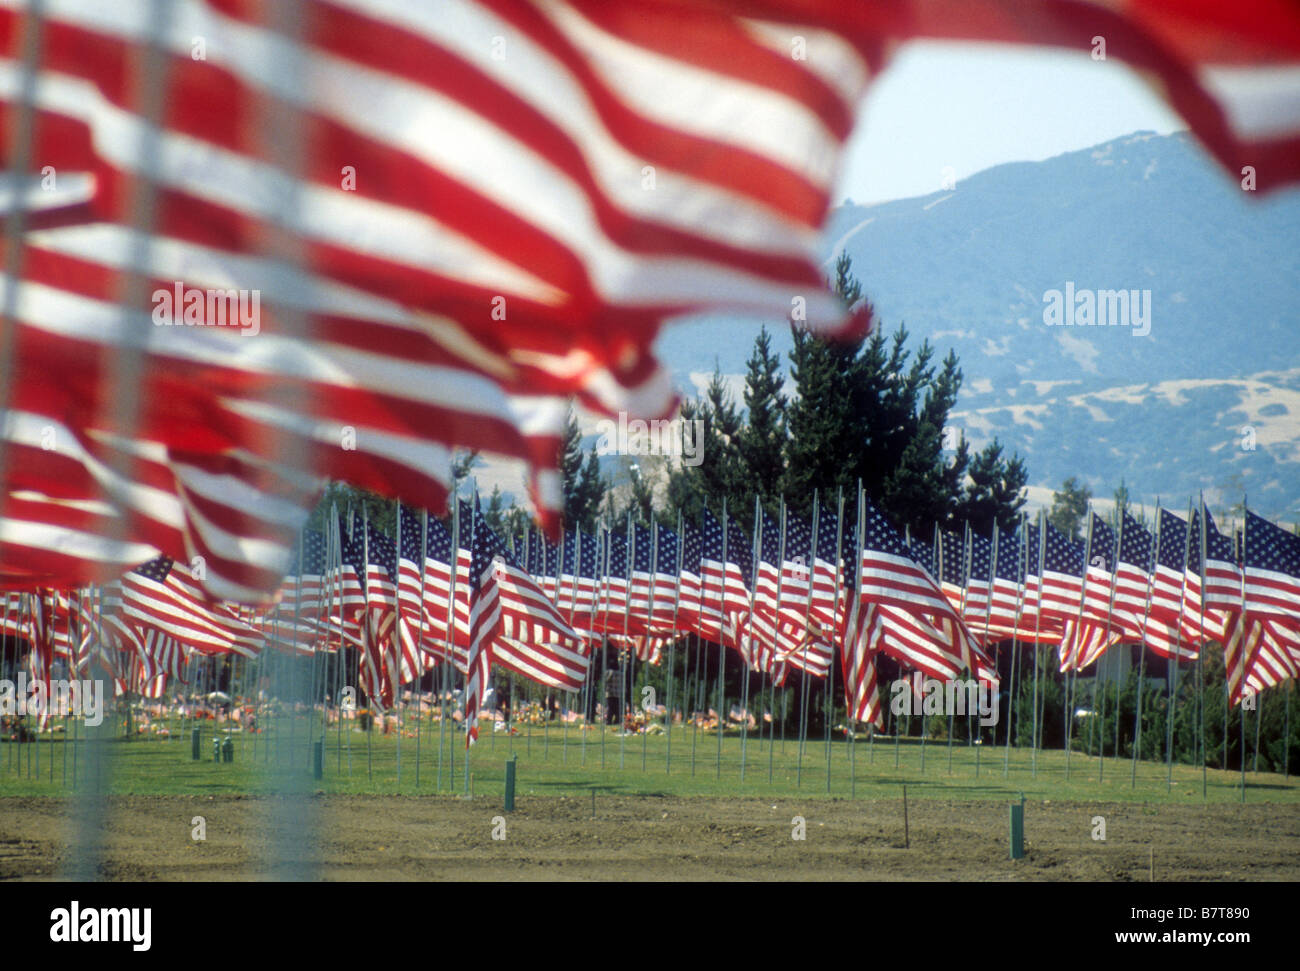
(737, 325), (787, 523)
(957, 439), (1028, 534)
(560, 409), (607, 531)
(666, 364), (743, 520)
(1048, 476), (1092, 542)
(781, 258), (868, 511)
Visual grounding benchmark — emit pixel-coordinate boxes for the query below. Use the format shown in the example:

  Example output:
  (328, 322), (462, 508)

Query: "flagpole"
(1197, 493), (1209, 799)
(716, 497), (728, 782)
(1063, 511), (1095, 780)
(937, 523), (953, 775)
(439, 497), (458, 792)
(739, 496), (761, 783)
(828, 486), (844, 794)
(394, 507), (403, 785)
(962, 521), (979, 775)
(1031, 510), (1044, 778)
(797, 492), (818, 788)
(1167, 498), (1195, 791)
(621, 512), (633, 770)
(666, 510), (684, 775)
(1132, 500), (1160, 788)
(642, 519), (653, 771)
(415, 508), (428, 789)
(1098, 509), (1125, 782)
(1238, 504), (1247, 801)
(600, 524), (610, 770)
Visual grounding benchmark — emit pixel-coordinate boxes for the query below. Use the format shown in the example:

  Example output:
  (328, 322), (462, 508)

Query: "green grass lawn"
(1, 712), (1295, 805)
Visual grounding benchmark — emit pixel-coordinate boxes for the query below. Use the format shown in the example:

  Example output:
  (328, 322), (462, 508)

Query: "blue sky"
(837, 41), (1186, 205)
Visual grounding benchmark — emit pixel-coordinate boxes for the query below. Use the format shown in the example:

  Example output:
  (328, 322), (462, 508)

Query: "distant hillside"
(655, 132), (1300, 521)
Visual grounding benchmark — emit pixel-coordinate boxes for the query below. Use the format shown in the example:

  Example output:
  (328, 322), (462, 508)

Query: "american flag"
(0, 0), (887, 588)
(648, 523), (681, 635)
(113, 555), (263, 658)
(746, 510), (787, 675)
(961, 529), (992, 633)
(986, 527), (1045, 642)
(4, 0), (1300, 605)
(938, 528), (967, 612)
(1243, 509), (1300, 623)
(771, 507), (836, 678)
(557, 527), (601, 635)
(420, 512), (472, 667)
(1030, 520), (1086, 621)
(697, 508), (751, 651)
(1190, 505), (1243, 615)
(459, 500), (589, 695)
(675, 519), (705, 639)
(463, 501), (499, 747)
(1144, 508), (1207, 659)
(837, 499), (879, 727)
(856, 498), (992, 684)
(1113, 511), (1155, 614)
(626, 522), (658, 636)
(808, 504), (846, 635)
(596, 527), (633, 635)
(1224, 611), (1299, 706)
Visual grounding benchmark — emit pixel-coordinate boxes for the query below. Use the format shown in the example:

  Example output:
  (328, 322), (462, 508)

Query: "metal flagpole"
(1198, 493), (1210, 799)
(827, 488), (844, 794)
(796, 493), (818, 787)
(937, 524), (953, 774)
(395, 508), (403, 785)
(464, 488), (479, 797)
(575, 525), (593, 769)
(1132, 501), (1161, 788)
(961, 522), (980, 775)
(622, 514), (634, 769)
(643, 520), (654, 772)
(440, 497), (459, 792)
(666, 511), (684, 775)
(415, 508), (428, 788)
(599, 524), (610, 770)
(1237, 508), (1246, 801)
(1031, 511), (1045, 778)
(691, 631), (702, 774)
(1064, 511), (1096, 780)
(1096, 509), (1125, 781)
(739, 495), (762, 782)
(1167, 498), (1195, 791)
(362, 506), (374, 781)
(716, 498), (728, 781)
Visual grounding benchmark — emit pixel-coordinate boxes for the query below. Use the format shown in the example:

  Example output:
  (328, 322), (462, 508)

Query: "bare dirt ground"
(1, 794), (1296, 881)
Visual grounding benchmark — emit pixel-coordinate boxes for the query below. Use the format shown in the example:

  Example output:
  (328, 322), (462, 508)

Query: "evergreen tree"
(561, 409), (607, 531)
(781, 257), (868, 511)
(1048, 476), (1092, 542)
(736, 326), (787, 523)
(957, 439), (1028, 534)
(485, 485), (506, 533)
(665, 365), (743, 521)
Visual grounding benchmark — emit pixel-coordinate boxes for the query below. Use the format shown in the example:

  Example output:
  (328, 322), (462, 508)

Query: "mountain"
(654, 131), (1300, 522)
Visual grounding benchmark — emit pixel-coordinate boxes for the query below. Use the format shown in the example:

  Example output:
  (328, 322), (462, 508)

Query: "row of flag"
(5, 488), (1298, 746)
(3, 0), (1299, 611)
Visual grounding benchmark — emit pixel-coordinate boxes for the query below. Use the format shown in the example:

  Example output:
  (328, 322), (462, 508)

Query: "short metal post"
(1009, 795), (1025, 859)
(504, 756), (517, 812)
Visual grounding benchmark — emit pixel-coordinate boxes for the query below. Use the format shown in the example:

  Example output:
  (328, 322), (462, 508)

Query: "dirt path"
(1, 794), (1296, 881)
